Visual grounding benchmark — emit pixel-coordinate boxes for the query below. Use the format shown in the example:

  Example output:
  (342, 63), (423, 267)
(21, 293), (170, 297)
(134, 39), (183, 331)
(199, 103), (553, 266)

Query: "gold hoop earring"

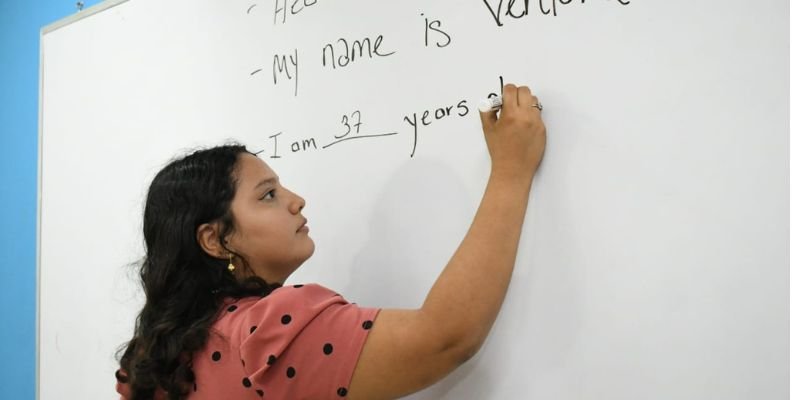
(227, 253), (236, 273)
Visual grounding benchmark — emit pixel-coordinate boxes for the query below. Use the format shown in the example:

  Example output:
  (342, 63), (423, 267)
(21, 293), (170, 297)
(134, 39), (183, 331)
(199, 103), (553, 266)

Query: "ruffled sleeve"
(237, 284), (380, 399)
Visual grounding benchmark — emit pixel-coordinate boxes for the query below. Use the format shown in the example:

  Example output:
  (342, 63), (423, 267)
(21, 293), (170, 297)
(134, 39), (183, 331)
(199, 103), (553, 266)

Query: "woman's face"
(225, 153), (314, 284)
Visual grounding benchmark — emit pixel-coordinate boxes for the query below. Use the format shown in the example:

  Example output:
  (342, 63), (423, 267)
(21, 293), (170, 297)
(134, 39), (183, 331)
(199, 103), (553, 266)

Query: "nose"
(291, 192), (306, 214)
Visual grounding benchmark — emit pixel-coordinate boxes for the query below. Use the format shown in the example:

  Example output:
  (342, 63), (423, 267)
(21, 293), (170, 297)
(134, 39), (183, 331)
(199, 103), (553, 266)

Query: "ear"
(196, 222), (227, 259)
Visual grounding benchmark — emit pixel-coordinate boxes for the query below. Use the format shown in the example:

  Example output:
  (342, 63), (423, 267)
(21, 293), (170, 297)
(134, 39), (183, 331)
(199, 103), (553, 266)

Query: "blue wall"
(0, 1), (102, 398)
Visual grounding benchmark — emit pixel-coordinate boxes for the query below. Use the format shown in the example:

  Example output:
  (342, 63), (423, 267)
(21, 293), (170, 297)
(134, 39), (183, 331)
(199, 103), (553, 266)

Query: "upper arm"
(346, 309), (475, 400)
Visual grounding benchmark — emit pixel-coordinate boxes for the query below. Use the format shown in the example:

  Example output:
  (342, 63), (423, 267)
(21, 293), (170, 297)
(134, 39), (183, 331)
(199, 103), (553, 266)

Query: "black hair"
(115, 142), (280, 399)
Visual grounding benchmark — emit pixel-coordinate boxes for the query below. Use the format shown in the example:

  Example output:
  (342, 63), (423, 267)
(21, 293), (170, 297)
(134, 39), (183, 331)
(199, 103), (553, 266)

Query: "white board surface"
(39, 0), (788, 398)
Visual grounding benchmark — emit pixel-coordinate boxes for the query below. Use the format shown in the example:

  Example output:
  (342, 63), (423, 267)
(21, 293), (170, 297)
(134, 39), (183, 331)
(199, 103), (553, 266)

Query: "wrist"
(489, 166), (535, 187)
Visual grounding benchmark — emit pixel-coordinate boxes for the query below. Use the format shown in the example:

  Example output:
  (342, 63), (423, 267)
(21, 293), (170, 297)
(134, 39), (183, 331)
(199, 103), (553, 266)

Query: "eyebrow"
(253, 177), (278, 191)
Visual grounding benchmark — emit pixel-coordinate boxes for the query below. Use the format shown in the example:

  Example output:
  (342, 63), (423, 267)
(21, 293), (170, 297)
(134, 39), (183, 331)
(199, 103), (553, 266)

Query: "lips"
(297, 218), (308, 232)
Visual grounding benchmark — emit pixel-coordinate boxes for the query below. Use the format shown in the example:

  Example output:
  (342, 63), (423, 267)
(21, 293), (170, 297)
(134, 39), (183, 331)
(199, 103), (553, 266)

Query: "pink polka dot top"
(116, 283), (380, 399)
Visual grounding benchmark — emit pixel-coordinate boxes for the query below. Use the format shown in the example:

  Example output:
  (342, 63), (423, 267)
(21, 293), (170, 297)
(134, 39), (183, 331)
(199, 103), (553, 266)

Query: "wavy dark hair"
(115, 143), (281, 400)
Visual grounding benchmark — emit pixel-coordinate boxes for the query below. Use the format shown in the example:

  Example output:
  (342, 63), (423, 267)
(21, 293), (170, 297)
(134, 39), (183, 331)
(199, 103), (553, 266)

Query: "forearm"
(421, 170), (533, 353)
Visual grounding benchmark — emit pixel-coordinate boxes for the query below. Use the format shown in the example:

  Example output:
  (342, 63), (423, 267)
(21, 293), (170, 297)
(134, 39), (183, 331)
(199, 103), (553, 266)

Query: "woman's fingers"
(481, 83), (540, 133)
(502, 83), (518, 111)
(502, 83), (538, 113)
(517, 86), (533, 108)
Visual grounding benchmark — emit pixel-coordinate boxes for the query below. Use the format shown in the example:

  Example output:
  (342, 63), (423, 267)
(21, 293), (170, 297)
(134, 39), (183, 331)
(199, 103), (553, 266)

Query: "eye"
(260, 189), (276, 201)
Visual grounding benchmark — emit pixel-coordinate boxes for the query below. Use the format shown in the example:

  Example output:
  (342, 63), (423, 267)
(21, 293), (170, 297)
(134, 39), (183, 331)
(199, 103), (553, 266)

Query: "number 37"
(336, 110), (362, 139)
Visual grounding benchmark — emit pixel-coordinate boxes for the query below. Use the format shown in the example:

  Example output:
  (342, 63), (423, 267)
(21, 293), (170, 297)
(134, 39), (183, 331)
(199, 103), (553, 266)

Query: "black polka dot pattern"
(197, 287), (377, 397)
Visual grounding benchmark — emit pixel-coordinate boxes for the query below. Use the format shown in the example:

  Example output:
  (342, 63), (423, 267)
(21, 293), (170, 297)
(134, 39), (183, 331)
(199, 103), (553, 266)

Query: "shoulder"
(222, 283), (343, 312)
(231, 285), (380, 398)
(271, 283), (343, 302)
(214, 284), (349, 342)
(248, 283), (345, 313)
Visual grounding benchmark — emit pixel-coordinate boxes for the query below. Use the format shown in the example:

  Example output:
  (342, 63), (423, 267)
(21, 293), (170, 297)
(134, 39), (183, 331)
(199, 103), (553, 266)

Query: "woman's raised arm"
(347, 83), (547, 399)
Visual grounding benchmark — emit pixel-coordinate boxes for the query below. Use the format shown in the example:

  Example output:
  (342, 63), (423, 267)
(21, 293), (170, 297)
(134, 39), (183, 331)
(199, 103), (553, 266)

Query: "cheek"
(242, 221), (276, 241)
(240, 219), (290, 249)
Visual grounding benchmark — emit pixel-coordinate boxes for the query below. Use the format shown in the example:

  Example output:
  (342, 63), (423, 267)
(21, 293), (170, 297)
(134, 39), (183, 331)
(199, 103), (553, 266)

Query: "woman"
(115, 83), (546, 399)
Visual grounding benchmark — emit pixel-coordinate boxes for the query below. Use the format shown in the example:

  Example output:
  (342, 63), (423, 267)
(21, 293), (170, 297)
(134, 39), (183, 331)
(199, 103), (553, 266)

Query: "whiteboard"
(38, 0), (788, 398)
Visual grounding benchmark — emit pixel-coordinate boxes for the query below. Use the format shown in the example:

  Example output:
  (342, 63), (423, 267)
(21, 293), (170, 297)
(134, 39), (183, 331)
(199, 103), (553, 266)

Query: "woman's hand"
(479, 83), (547, 181)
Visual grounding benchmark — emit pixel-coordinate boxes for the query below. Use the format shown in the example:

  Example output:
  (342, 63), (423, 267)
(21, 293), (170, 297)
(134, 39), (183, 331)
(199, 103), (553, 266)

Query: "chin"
(299, 238), (315, 262)
(305, 239), (316, 259)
